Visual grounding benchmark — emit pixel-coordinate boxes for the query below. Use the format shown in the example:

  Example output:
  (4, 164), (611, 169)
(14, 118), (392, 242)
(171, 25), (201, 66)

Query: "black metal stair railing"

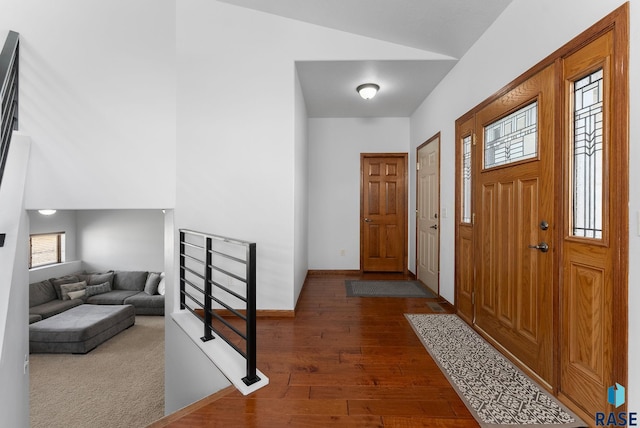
(0, 30), (19, 248)
(179, 229), (260, 386)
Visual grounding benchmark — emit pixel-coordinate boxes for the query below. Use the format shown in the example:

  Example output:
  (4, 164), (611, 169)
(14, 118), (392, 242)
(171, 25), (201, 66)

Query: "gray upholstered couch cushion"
(124, 293), (164, 315)
(85, 290), (139, 305)
(29, 314), (43, 324)
(29, 304), (135, 354)
(29, 280), (57, 307)
(113, 271), (148, 291)
(29, 299), (83, 319)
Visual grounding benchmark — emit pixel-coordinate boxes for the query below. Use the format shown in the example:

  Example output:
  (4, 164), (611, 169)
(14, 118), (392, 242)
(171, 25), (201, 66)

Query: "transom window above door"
(484, 101), (538, 169)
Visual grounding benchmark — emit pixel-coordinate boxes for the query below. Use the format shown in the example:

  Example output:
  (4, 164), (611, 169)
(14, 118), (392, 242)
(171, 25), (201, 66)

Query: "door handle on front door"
(429, 224), (438, 230)
(528, 242), (549, 252)
(364, 218), (372, 222)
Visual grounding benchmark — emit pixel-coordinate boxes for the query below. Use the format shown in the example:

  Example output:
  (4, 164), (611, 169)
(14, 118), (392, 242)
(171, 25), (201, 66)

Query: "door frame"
(360, 153), (408, 273)
(453, 4), (628, 420)
(416, 133), (440, 294)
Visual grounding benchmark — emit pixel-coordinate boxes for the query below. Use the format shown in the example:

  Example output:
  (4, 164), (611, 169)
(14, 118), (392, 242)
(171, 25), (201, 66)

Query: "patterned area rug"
(405, 314), (586, 427)
(345, 280), (436, 298)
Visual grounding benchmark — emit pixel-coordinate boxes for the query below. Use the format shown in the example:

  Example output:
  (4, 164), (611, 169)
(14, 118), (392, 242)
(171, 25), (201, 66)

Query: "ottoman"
(29, 304), (135, 354)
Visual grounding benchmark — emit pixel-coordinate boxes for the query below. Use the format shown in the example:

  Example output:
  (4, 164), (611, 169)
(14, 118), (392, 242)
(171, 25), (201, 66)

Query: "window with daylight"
(29, 232), (65, 268)
(571, 69), (604, 239)
(462, 135), (472, 223)
(484, 101), (538, 169)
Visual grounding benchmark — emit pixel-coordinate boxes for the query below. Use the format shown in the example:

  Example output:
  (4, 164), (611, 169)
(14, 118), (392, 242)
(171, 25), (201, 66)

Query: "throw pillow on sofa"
(67, 289), (86, 300)
(59, 281), (87, 300)
(49, 275), (81, 300)
(144, 272), (162, 295)
(157, 272), (166, 296)
(86, 281), (112, 297)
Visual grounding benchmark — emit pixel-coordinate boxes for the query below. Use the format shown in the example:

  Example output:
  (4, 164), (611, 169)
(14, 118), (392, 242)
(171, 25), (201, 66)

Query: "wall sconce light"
(38, 209), (57, 216)
(356, 83), (380, 100)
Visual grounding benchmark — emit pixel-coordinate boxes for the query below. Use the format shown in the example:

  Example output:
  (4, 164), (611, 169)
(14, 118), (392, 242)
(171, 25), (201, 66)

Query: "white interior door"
(417, 136), (439, 294)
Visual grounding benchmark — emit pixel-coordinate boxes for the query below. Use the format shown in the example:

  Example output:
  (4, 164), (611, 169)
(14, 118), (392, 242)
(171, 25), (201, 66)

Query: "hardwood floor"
(152, 272), (478, 427)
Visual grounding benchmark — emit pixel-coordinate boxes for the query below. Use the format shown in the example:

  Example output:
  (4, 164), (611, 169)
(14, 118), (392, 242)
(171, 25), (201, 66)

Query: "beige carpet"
(30, 315), (165, 428)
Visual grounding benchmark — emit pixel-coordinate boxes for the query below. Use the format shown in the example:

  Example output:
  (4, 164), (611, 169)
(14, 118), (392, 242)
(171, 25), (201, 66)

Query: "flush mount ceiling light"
(38, 209), (57, 216)
(356, 83), (380, 100)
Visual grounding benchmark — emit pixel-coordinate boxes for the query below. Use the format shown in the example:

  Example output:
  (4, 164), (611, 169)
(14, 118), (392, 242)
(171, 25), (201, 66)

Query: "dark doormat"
(345, 280), (437, 298)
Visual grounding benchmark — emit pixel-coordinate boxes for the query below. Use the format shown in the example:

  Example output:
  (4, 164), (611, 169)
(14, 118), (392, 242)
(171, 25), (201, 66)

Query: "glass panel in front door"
(484, 101), (538, 169)
(571, 68), (604, 239)
(462, 135), (472, 223)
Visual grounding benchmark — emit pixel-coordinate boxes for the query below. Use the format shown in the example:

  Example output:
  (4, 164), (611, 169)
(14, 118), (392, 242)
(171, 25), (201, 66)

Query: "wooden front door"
(474, 65), (555, 387)
(417, 135), (440, 293)
(454, 6), (628, 419)
(361, 153), (407, 272)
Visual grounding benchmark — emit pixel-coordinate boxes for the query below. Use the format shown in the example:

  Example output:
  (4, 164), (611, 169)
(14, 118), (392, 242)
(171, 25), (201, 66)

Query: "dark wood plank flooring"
(153, 272), (478, 427)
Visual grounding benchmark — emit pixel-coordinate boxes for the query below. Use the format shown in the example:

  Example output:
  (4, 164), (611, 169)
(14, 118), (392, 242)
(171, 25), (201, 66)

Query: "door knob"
(364, 218), (372, 223)
(528, 242), (549, 253)
(430, 224), (438, 230)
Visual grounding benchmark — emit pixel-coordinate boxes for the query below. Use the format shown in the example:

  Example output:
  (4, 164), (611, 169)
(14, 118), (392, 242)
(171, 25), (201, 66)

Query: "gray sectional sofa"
(29, 270), (165, 323)
(28, 270), (165, 353)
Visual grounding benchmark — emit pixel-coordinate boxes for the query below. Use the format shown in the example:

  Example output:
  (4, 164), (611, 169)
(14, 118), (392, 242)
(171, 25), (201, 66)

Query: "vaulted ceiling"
(219, 0), (514, 117)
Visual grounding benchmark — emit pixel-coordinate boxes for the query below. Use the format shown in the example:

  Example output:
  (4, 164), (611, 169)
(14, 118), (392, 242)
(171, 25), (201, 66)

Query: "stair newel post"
(201, 236), (214, 342)
(242, 242), (259, 385)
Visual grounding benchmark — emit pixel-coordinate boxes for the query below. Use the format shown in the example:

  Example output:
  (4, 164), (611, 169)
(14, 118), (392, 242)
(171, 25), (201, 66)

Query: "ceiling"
(219, 0), (514, 117)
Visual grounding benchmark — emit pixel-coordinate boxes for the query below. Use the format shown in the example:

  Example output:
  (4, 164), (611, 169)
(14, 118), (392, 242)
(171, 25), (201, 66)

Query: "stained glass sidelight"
(484, 102), (538, 168)
(462, 135), (472, 223)
(572, 69), (604, 239)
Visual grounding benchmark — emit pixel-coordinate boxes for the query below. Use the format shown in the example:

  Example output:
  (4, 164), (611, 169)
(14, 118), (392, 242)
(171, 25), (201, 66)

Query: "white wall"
(308, 117), (410, 270)
(0, 136), (31, 428)
(293, 71), (309, 305)
(176, 0), (446, 311)
(27, 209), (163, 280)
(76, 209), (164, 272)
(164, 318), (231, 414)
(0, 0), (176, 210)
(409, 0), (638, 410)
(27, 210), (78, 262)
(0, 211), (29, 428)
